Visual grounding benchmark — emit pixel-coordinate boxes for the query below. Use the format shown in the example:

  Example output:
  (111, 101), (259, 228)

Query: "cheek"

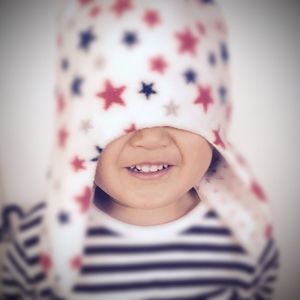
(95, 157), (125, 200)
(94, 163), (105, 190)
(94, 157), (112, 191)
(185, 146), (212, 181)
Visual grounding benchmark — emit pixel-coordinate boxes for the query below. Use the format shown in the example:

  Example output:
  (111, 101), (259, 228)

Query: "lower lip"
(126, 166), (173, 180)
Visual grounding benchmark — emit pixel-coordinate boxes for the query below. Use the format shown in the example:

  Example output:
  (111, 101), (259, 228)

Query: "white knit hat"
(42, 0), (273, 296)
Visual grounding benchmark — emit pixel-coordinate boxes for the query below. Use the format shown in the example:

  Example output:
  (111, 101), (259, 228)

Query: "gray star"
(94, 55), (106, 69)
(67, 17), (76, 30)
(54, 180), (61, 191)
(80, 119), (93, 134)
(164, 100), (179, 116)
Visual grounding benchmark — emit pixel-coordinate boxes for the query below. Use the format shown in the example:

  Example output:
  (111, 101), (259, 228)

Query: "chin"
(124, 194), (173, 210)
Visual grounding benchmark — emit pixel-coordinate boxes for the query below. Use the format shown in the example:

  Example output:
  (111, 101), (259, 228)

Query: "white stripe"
(19, 225), (42, 244)
(84, 233), (238, 246)
(83, 250), (253, 265)
(3, 253), (29, 293)
(8, 241), (43, 282)
(256, 242), (277, 276)
(19, 211), (44, 229)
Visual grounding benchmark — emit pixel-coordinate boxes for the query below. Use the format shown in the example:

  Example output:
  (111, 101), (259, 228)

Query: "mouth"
(125, 163), (174, 180)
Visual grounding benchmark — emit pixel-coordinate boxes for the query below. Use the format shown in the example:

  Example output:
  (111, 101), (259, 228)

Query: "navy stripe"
(87, 227), (119, 237)
(81, 261), (254, 274)
(254, 293), (265, 300)
(2, 279), (33, 299)
(13, 240), (40, 265)
(73, 278), (250, 293)
(260, 285), (272, 294)
(19, 216), (43, 232)
(264, 275), (277, 283)
(2, 278), (18, 286)
(32, 272), (46, 285)
(26, 202), (46, 217)
(2, 294), (22, 300)
(40, 287), (54, 297)
(258, 239), (274, 265)
(23, 236), (39, 248)
(7, 250), (45, 285)
(181, 226), (232, 235)
(146, 287), (227, 300)
(6, 252), (32, 296)
(7, 251), (29, 284)
(84, 244), (245, 255)
(261, 250), (279, 276)
(39, 288), (66, 300)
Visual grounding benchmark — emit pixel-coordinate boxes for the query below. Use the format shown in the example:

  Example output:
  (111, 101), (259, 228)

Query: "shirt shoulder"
(1, 201), (59, 299)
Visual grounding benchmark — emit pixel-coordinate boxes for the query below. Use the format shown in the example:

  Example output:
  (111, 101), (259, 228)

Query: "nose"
(129, 127), (172, 150)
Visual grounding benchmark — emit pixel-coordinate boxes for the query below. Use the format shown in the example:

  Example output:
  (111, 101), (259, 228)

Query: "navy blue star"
(201, 0), (214, 4)
(183, 69), (197, 84)
(208, 52), (217, 66)
(139, 81), (157, 99)
(57, 211), (70, 224)
(219, 85), (227, 104)
(220, 42), (229, 63)
(91, 145), (103, 162)
(123, 31), (138, 47)
(71, 76), (84, 96)
(61, 58), (69, 71)
(79, 28), (96, 51)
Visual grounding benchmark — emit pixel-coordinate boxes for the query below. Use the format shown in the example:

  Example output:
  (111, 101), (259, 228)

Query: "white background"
(0, 1), (299, 299)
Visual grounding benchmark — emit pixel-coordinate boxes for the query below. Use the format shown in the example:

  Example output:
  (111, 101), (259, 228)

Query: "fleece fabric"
(30, 0), (274, 297)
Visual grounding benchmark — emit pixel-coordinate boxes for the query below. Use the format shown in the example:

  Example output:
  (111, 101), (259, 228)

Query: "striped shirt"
(1, 200), (279, 300)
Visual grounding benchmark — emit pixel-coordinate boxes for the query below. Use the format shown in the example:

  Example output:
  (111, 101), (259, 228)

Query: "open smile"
(125, 165), (173, 180)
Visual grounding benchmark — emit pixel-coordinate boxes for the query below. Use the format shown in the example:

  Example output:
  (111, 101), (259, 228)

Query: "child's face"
(95, 126), (212, 211)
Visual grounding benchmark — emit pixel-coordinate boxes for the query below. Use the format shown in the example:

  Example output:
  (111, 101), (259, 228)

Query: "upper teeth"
(129, 164), (169, 172)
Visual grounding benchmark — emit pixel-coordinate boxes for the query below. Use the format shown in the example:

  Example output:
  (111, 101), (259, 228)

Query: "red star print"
(70, 255), (82, 270)
(225, 103), (232, 122)
(196, 22), (206, 35)
(57, 34), (63, 48)
(79, 0), (93, 6)
(194, 85), (214, 113)
(213, 126), (225, 149)
(75, 186), (91, 213)
(40, 253), (52, 273)
(71, 156), (86, 172)
(111, 0), (132, 17)
(236, 153), (246, 166)
(175, 27), (198, 56)
(143, 9), (161, 27)
(89, 5), (101, 17)
(58, 128), (68, 148)
(56, 93), (65, 114)
(214, 20), (227, 35)
(251, 180), (267, 202)
(124, 123), (137, 133)
(96, 80), (126, 110)
(150, 56), (168, 74)
(265, 223), (273, 239)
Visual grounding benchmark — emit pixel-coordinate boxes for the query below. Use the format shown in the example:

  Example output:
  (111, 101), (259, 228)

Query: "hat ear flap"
(195, 141), (272, 261)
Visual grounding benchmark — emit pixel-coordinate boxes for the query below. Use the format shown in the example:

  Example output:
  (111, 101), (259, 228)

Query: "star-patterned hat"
(44, 0), (273, 295)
